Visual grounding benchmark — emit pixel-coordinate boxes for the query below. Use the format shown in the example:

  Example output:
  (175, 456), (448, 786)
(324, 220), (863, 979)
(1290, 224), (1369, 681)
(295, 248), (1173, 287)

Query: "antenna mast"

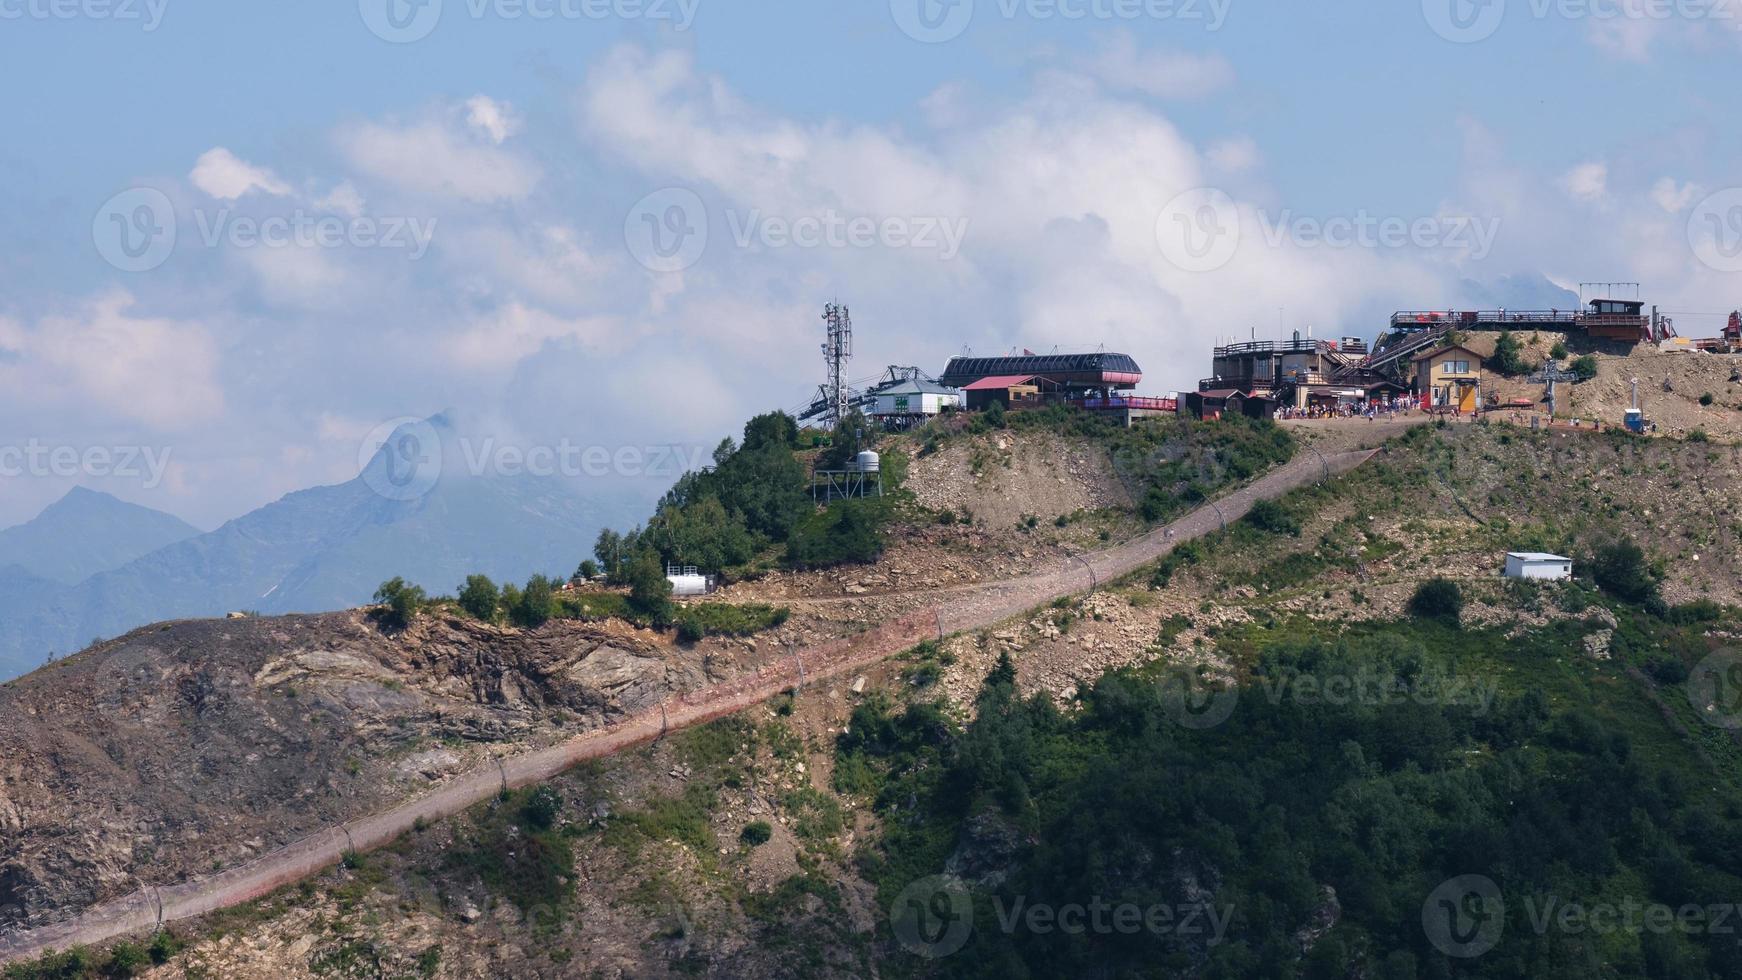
(822, 302), (854, 430)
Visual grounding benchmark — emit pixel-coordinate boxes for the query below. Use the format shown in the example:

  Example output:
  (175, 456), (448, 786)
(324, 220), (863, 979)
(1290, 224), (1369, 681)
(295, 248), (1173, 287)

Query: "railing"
(1071, 396), (1178, 412)
(1212, 339), (1339, 357)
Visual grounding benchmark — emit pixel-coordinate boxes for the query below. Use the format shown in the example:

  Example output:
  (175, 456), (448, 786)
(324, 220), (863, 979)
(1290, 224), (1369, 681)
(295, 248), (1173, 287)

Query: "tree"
(457, 574), (500, 622)
(1570, 355), (1599, 382)
(574, 560), (600, 583)
(1408, 578), (1463, 623)
(626, 551), (675, 626)
(984, 399), (1008, 429)
(509, 574), (558, 628)
(742, 411), (800, 452)
(649, 495), (757, 572)
(373, 578), (427, 630)
(1551, 340), (1569, 360)
(1591, 538), (1657, 604)
(1489, 330), (1528, 375)
(594, 528), (625, 581)
(819, 409), (878, 470)
(523, 785), (562, 829)
(1245, 499), (1301, 536)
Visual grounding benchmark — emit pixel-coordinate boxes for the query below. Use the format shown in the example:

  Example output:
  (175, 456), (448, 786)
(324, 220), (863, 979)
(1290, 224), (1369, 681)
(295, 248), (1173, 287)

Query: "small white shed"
(1504, 552), (1572, 581)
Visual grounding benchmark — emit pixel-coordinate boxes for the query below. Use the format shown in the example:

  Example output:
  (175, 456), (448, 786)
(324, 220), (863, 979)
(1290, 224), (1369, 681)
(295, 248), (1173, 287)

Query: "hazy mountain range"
(0, 418), (622, 681)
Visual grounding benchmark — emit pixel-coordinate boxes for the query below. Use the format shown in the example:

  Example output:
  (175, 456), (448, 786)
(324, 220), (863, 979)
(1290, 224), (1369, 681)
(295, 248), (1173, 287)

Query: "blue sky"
(3, 0), (1741, 527)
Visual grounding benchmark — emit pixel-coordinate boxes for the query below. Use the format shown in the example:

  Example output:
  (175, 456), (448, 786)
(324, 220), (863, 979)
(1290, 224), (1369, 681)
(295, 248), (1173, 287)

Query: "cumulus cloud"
(1650, 177), (1699, 212)
(1206, 136), (1260, 174)
(465, 95), (518, 145)
(337, 102), (540, 203)
(1560, 162), (1609, 203)
(189, 148), (291, 200)
(0, 291), (224, 429)
(1079, 31), (1236, 99)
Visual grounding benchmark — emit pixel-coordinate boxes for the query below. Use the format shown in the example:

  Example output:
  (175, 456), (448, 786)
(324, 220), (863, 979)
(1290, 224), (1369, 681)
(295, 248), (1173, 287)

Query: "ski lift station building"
(1504, 552), (1573, 582)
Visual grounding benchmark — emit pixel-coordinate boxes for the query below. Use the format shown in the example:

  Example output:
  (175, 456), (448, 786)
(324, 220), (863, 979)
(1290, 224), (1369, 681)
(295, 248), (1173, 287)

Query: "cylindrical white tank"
(854, 450), (881, 473)
(667, 574), (710, 597)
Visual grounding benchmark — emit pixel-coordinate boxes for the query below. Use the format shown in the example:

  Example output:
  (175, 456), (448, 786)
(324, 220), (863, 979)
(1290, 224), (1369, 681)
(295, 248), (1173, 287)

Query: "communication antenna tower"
(822, 302), (854, 430)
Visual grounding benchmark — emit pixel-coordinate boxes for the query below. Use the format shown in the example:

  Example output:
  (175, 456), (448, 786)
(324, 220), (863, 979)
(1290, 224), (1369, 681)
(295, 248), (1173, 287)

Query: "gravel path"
(0, 446), (1378, 968)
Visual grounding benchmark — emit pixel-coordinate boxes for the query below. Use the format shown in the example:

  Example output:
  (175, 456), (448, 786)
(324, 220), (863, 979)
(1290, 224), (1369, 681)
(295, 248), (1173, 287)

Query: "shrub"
(575, 559), (600, 582)
(1700, 392), (1716, 407)
(1408, 578), (1463, 623)
(1244, 499), (1301, 536)
(508, 574), (558, 628)
(1570, 355), (1599, 382)
(1590, 538), (1658, 604)
(457, 574), (500, 622)
(984, 400), (1007, 429)
(372, 578), (427, 630)
(523, 785), (562, 830)
(107, 941), (146, 977)
(1489, 330), (1528, 375)
(741, 821), (774, 846)
(675, 603), (790, 641)
(786, 500), (888, 569)
(1551, 340), (1568, 360)
(626, 551), (675, 626)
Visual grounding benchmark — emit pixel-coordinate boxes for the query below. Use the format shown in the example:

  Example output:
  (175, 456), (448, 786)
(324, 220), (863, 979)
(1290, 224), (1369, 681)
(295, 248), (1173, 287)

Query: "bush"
(1551, 340), (1568, 360)
(457, 574), (500, 622)
(575, 560), (600, 582)
(1570, 355), (1599, 382)
(741, 821), (773, 846)
(523, 785), (562, 830)
(1489, 330), (1528, 375)
(984, 400), (1007, 429)
(1408, 578), (1463, 623)
(508, 574), (558, 628)
(675, 603), (790, 642)
(1700, 392), (1716, 407)
(626, 551), (675, 626)
(1245, 499), (1301, 536)
(786, 500), (888, 570)
(1590, 538), (1658, 604)
(373, 577), (427, 630)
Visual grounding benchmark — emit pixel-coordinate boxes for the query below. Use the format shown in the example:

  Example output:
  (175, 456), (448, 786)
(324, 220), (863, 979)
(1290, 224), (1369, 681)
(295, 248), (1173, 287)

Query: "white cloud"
(1079, 31), (1235, 99)
(0, 291), (224, 429)
(1206, 137), (1260, 174)
(337, 105), (540, 203)
(190, 148), (291, 200)
(1560, 162), (1609, 203)
(314, 181), (367, 217)
(1650, 177), (1699, 212)
(447, 302), (619, 372)
(465, 95), (518, 145)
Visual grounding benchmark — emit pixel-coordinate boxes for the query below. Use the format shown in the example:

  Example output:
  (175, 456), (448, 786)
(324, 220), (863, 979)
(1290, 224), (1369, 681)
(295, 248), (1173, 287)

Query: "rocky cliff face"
(0, 610), (708, 931)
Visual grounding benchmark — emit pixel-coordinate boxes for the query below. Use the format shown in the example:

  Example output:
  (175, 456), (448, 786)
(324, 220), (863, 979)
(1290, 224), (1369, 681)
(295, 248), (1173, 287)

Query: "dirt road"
(0, 446), (1378, 968)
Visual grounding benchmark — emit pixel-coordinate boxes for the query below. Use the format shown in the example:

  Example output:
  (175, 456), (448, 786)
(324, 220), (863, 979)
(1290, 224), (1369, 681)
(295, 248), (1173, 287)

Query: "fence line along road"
(0, 448), (1377, 967)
